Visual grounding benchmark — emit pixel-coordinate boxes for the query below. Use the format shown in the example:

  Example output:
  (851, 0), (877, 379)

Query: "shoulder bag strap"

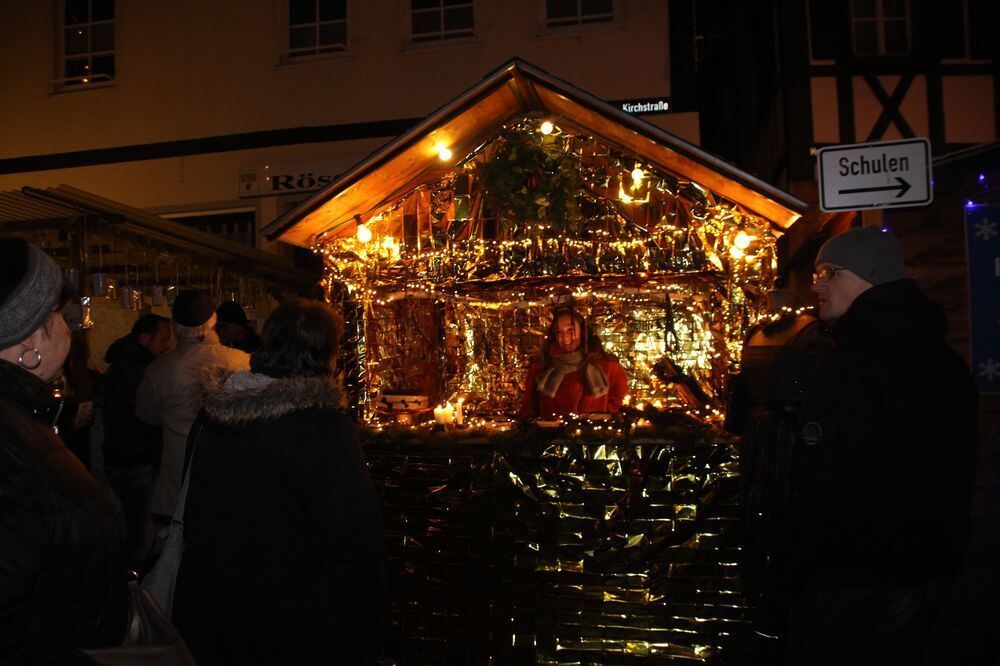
(172, 420), (205, 524)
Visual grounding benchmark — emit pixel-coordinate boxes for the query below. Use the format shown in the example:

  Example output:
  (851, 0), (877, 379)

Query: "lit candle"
(434, 403), (455, 426)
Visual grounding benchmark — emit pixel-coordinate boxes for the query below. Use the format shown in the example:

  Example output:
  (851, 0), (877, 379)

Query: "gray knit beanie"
(815, 226), (905, 285)
(0, 239), (65, 348)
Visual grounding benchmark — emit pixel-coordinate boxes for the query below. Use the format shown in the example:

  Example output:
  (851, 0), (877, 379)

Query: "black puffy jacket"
(0, 361), (128, 664)
(788, 279), (979, 587)
(173, 371), (386, 665)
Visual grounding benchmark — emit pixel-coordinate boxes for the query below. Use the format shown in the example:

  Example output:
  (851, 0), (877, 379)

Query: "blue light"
(966, 199), (976, 207)
(978, 173), (986, 183)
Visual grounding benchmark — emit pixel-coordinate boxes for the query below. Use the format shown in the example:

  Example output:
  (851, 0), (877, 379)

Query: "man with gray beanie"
(136, 289), (248, 524)
(778, 226), (978, 665)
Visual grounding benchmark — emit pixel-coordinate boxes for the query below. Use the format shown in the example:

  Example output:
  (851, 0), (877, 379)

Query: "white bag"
(141, 513), (186, 618)
(141, 425), (201, 618)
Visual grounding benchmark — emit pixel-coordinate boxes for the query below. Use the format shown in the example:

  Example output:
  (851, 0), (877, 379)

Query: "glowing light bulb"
(729, 245), (745, 259)
(356, 224), (372, 243)
(540, 121), (554, 135)
(733, 231), (752, 249)
(631, 167), (645, 185)
(436, 144), (453, 161)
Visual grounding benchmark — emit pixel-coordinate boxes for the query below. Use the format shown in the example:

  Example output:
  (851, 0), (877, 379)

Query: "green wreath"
(474, 129), (584, 238)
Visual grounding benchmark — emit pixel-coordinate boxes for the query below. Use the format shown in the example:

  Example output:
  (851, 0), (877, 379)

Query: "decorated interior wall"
(316, 116), (782, 423)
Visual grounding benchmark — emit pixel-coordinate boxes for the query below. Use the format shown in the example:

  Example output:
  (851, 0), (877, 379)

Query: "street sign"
(817, 138), (933, 212)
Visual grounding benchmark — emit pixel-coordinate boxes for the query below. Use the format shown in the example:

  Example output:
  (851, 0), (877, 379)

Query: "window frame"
(53, 0), (117, 92)
(806, 0), (836, 64)
(541, 0), (618, 34)
(850, 0), (912, 57)
(280, 0), (350, 65)
(940, 0), (992, 64)
(162, 207), (258, 248)
(405, 0), (477, 49)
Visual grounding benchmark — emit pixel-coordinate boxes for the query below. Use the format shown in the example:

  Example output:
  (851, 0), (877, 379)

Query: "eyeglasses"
(812, 266), (847, 284)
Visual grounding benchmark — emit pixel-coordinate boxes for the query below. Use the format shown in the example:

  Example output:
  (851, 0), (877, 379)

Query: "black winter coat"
(173, 372), (386, 666)
(788, 279), (978, 587)
(102, 335), (161, 466)
(0, 361), (128, 664)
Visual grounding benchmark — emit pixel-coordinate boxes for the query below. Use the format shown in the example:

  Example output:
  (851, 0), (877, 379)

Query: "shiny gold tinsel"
(317, 118), (778, 423)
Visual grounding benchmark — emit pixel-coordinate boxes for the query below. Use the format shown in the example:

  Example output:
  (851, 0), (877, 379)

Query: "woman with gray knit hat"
(0, 239), (128, 661)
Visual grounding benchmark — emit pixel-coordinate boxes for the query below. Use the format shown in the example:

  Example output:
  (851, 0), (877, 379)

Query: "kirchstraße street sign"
(817, 138), (933, 212)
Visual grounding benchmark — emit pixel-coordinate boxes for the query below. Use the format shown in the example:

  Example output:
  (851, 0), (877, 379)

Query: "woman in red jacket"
(520, 308), (628, 420)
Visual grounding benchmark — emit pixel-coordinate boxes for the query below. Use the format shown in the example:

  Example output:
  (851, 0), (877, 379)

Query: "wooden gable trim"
(267, 59), (805, 246)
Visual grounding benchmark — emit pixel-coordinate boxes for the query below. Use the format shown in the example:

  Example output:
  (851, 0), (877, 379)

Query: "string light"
(356, 224), (372, 243)
(733, 231), (752, 250)
(540, 121), (554, 135)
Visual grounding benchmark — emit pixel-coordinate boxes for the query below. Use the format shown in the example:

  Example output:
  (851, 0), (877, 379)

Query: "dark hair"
(251, 299), (344, 379)
(0, 238), (29, 309)
(132, 313), (170, 338)
(64, 329), (94, 401)
(216, 300), (248, 326)
(542, 307), (609, 368)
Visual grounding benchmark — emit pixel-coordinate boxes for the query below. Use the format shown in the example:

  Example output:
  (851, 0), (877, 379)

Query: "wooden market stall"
(265, 59), (804, 424)
(264, 59), (805, 663)
(0, 184), (317, 368)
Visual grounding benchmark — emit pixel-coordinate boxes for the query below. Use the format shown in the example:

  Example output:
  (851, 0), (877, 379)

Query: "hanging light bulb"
(540, 120), (554, 135)
(733, 230), (753, 249)
(631, 167), (645, 186)
(356, 224), (372, 243)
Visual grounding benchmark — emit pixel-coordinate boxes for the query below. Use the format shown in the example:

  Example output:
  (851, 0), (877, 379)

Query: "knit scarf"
(535, 351), (610, 399)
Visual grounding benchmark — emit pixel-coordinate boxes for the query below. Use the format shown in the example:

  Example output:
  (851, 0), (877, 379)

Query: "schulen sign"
(817, 138), (932, 212)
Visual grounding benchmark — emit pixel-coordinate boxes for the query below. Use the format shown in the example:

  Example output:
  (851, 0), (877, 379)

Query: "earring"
(18, 347), (42, 370)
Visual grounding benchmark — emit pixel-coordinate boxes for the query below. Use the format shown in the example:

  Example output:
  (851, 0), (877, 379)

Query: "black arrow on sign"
(839, 176), (912, 198)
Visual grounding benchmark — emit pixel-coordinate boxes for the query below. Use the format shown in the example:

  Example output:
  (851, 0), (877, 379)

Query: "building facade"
(684, 0), (998, 206)
(0, 0), (697, 259)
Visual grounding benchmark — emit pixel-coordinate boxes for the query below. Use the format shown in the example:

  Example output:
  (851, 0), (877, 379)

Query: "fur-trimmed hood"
(201, 369), (345, 427)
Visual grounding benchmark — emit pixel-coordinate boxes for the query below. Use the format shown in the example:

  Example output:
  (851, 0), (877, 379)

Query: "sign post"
(817, 138), (933, 212)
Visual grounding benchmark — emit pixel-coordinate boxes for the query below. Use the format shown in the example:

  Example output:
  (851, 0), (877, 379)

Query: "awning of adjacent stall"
(0, 184), (316, 286)
(262, 58), (806, 247)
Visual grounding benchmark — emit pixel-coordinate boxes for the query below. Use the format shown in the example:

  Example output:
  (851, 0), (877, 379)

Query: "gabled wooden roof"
(263, 58), (805, 247)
